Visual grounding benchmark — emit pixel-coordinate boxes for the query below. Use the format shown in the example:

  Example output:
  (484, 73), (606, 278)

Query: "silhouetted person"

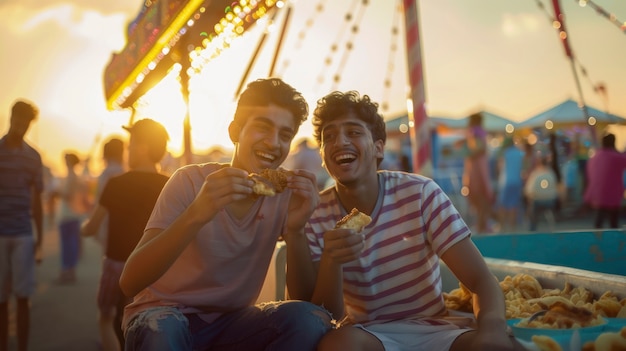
(54, 152), (91, 284)
(82, 119), (169, 351)
(94, 137), (125, 249)
(0, 100), (43, 351)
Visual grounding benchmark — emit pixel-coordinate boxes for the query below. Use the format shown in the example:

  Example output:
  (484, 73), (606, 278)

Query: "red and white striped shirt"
(306, 171), (471, 325)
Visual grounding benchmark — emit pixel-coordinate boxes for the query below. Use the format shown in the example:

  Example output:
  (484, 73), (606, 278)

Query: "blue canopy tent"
(429, 111), (518, 133)
(517, 99), (626, 129)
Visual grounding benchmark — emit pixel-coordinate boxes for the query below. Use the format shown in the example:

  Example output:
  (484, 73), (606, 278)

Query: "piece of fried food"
(335, 208), (372, 232)
(259, 169), (289, 192)
(249, 169), (290, 196)
(519, 300), (602, 329)
(249, 174), (276, 196)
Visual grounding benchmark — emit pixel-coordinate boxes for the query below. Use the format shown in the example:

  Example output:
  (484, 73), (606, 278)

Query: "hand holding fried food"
(335, 208), (372, 232)
(248, 169), (290, 196)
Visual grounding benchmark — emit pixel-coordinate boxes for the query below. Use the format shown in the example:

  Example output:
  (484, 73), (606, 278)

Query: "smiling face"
(229, 104), (297, 173)
(319, 112), (384, 186)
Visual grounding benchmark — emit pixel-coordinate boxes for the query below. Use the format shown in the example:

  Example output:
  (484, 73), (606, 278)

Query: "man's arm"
(309, 228), (364, 319)
(31, 187), (43, 264)
(81, 205), (107, 237)
(284, 229), (317, 300)
(441, 237), (513, 348)
(282, 170), (320, 301)
(120, 167), (253, 297)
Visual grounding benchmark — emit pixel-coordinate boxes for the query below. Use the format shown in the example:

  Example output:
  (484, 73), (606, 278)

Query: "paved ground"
(17, 225), (103, 351)
(4, 207), (619, 351)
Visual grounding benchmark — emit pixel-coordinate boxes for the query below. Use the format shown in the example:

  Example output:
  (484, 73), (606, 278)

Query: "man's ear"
(374, 139), (385, 159)
(228, 121), (240, 143)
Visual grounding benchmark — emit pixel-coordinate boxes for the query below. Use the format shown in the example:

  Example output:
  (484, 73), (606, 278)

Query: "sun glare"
(135, 66), (187, 156)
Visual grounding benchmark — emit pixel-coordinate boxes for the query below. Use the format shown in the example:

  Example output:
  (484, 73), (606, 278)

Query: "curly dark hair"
(233, 78), (309, 131)
(312, 90), (386, 146)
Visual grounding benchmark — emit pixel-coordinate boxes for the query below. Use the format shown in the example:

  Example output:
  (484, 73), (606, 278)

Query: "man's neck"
(335, 172), (379, 215)
(3, 134), (24, 149)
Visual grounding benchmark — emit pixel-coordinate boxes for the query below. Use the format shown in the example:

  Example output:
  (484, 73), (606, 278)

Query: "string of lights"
(275, 0), (328, 78)
(329, 0), (370, 91)
(312, 0), (362, 94)
(532, 0), (607, 102)
(380, 0), (402, 112)
(576, 0), (626, 34)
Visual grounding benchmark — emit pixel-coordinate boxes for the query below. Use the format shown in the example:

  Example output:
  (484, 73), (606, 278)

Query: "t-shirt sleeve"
(421, 179), (471, 256)
(146, 167), (200, 232)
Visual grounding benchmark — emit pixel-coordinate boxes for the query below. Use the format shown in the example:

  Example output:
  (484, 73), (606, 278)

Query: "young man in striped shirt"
(288, 91), (525, 351)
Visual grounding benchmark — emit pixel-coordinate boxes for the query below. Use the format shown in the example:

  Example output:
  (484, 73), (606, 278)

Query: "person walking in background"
(584, 133), (626, 228)
(524, 155), (559, 231)
(81, 119), (169, 351)
(119, 78), (332, 351)
(461, 112), (493, 233)
(94, 137), (125, 249)
(0, 100), (43, 351)
(290, 91), (524, 350)
(496, 136), (524, 232)
(54, 151), (92, 284)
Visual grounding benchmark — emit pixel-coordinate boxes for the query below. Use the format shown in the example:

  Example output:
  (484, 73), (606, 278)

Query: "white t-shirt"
(524, 167), (558, 201)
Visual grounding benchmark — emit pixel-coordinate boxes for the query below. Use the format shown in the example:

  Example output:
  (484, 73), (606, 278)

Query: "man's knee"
(124, 307), (191, 350)
(262, 300), (334, 339)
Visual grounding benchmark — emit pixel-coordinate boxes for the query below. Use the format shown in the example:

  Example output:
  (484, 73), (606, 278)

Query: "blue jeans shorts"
(124, 300), (333, 351)
(0, 235), (35, 301)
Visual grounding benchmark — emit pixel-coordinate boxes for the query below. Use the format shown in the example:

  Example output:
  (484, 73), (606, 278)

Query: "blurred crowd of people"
(437, 111), (626, 234)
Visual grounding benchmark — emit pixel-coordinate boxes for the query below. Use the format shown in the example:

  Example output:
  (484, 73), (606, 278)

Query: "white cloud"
(2, 2), (130, 50)
(501, 12), (543, 37)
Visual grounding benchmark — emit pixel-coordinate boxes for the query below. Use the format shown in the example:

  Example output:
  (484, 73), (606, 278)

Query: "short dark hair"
(312, 90), (387, 146)
(65, 152), (80, 167)
(233, 78), (308, 131)
(601, 133), (616, 149)
(103, 138), (124, 163)
(11, 100), (39, 121)
(124, 119), (169, 163)
(468, 112), (483, 127)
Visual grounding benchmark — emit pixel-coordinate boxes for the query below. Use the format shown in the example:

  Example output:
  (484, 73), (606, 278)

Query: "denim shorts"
(97, 257), (129, 317)
(0, 235), (35, 302)
(124, 300), (333, 351)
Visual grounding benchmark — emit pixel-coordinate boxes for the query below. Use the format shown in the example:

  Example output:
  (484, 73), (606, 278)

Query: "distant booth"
(385, 111), (518, 217)
(103, 0), (282, 165)
(515, 98), (626, 161)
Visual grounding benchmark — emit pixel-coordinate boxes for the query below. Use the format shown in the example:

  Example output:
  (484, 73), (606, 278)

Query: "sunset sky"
(1, 0), (625, 175)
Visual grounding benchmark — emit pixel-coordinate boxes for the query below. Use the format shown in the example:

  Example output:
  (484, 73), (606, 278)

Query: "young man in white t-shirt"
(119, 78), (333, 351)
(288, 91), (526, 351)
